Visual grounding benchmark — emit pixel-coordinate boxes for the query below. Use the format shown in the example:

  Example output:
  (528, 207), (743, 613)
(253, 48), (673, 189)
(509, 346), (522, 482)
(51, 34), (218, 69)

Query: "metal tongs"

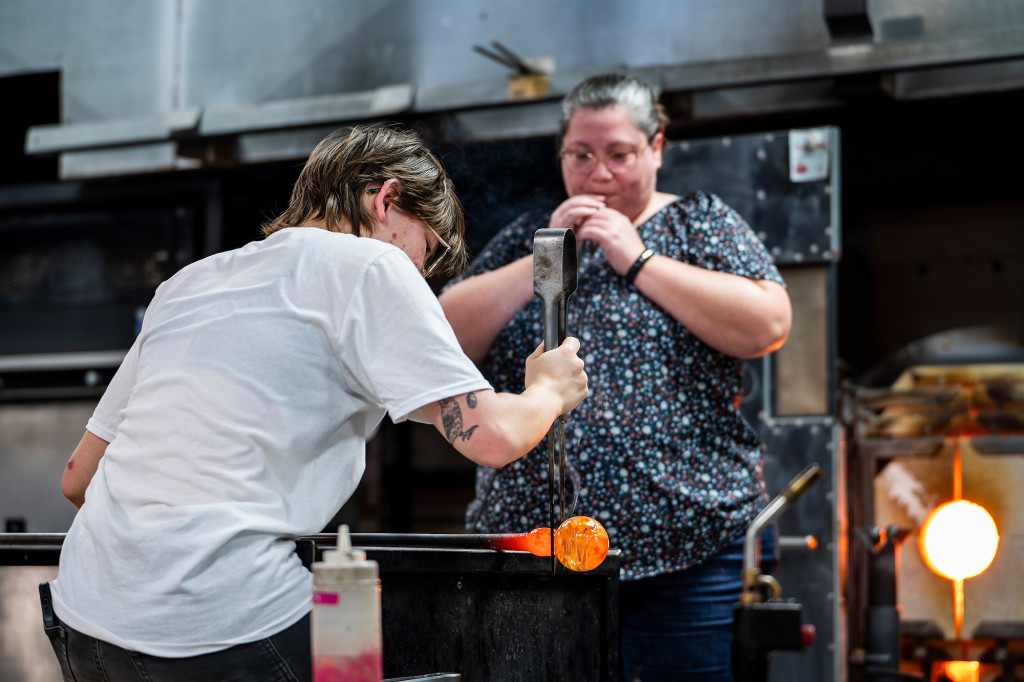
(533, 228), (578, 572)
(471, 40), (542, 76)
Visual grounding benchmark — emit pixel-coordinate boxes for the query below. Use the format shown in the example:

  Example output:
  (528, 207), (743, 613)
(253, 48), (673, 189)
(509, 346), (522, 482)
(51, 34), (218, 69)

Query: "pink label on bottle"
(313, 591), (339, 605)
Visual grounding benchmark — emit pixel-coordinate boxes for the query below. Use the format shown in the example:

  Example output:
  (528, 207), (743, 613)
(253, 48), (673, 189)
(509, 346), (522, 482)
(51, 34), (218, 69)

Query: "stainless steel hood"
(6, 0), (1024, 179)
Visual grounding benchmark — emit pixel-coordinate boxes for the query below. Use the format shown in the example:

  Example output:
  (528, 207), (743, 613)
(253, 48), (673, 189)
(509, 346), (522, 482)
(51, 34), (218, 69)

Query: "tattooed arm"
(419, 337), (588, 468)
(62, 430), (109, 508)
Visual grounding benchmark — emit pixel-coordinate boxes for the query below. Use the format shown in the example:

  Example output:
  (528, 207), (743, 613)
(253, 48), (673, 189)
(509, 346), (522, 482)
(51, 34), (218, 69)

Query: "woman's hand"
(573, 205), (647, 275)
(549, 194), (606, 232)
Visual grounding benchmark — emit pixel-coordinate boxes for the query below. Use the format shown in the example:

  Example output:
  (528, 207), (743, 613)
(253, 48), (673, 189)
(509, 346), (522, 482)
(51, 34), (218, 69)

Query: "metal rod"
(0, 532), (563, 552)
(547, 431), (557, 572)
(0, 533), (66, 546)
(743, 464), (824, 573)
(558, 416), (566, 523)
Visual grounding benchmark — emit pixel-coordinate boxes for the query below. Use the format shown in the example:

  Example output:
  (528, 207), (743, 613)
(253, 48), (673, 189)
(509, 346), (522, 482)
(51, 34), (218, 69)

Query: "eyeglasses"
(421, 224), (451, 278)
(559, 144), (650, 174)
(367, 186), (451, 277)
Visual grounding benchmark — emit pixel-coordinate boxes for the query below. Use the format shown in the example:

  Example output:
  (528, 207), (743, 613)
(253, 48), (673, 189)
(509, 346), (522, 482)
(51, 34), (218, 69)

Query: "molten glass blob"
(919, 500), (999, 580)
(513, 516), (609, 571)
(554, 516), (610, 571)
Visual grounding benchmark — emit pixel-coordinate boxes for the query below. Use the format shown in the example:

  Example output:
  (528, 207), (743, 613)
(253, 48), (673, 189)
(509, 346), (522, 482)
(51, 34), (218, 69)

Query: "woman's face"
(560, 105), (663, 222)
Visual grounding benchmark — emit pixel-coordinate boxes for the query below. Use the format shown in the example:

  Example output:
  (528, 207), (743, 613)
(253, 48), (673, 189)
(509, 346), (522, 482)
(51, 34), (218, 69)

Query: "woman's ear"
(651, 131), (665, 152)
(373, 178), (401, 222)
(650, 132), (665, 169)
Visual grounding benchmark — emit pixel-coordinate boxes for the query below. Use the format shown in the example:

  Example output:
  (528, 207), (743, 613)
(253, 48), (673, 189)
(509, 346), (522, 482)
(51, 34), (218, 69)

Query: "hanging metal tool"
(533, 227), (578, 573)
(471, 40), (541, 75)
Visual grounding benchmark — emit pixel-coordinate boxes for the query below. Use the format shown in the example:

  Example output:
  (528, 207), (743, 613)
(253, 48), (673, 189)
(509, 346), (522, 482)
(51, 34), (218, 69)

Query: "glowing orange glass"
(495, 516), (610, 572)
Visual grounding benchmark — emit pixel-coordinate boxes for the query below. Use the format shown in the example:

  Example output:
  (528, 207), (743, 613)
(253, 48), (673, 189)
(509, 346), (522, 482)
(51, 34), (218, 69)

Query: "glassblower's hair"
(262, 123), (468, 277)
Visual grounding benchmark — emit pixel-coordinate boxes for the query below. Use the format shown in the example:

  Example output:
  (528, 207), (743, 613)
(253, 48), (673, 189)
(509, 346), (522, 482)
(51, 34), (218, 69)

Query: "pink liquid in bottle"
(313, 646), (383, 682)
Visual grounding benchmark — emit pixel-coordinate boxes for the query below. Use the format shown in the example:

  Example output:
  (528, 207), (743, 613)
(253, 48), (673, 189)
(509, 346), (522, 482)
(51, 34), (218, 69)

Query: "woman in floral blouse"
(439, 73), (792, 682)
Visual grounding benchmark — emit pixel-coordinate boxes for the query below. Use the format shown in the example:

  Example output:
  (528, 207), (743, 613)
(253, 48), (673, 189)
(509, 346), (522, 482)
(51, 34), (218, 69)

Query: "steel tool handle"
(532, 227), (578, 572)
(533, 228), (578, 351)
(542, 299), (568, 352)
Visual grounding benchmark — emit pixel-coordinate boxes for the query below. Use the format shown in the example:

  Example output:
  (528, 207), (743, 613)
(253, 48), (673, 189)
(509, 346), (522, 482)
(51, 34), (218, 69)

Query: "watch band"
(625, 248), (655, 285)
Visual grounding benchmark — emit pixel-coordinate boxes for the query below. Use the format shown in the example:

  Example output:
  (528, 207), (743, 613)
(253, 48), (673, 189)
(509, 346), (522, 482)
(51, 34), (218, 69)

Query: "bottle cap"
(312, 525), (379, 583)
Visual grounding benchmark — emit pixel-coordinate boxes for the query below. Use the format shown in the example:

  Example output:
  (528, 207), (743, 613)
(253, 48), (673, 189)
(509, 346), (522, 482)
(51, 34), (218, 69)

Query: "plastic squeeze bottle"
(311, 525), (383, 682)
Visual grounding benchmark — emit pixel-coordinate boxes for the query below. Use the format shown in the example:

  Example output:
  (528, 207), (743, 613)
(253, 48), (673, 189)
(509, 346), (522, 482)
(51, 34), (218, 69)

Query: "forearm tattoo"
(439, 392), (479, 443)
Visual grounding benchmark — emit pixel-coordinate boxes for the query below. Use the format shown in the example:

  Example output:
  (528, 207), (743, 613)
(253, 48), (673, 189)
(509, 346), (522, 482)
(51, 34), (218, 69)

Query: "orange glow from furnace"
(940, 660), (979, 682)
(919, 500), (999, 580)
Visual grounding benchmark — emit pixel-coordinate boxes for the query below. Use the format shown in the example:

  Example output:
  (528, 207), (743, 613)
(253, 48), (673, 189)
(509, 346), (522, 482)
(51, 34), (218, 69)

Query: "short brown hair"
(262, 123), (468, 276)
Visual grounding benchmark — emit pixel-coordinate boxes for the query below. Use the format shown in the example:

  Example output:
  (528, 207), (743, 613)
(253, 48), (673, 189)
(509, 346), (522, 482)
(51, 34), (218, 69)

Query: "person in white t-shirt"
(41, 123), (588, 682)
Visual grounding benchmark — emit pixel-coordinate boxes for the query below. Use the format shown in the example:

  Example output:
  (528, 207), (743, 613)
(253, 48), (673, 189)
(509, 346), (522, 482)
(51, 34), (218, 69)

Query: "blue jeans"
(39, 582), (312, 682)
(619, 531), (776, 682)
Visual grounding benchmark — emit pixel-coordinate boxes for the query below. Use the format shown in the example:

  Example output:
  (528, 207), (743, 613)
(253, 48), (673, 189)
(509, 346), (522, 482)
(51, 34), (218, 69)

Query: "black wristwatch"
(625, 248), (655, 285)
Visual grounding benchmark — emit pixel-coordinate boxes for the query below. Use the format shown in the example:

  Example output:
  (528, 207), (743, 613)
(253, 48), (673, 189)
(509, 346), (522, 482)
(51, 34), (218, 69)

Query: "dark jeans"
(39, 582), (312, 682)
(619, 530), (776, 682)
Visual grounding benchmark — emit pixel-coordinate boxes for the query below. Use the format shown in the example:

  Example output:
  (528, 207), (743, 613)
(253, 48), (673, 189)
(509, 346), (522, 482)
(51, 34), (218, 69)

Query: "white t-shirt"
(51, 227), (491, 657)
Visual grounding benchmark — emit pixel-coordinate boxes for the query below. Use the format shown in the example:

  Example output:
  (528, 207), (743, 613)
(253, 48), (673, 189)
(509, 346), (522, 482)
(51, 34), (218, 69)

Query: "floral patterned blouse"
(449, 191), (785, 581)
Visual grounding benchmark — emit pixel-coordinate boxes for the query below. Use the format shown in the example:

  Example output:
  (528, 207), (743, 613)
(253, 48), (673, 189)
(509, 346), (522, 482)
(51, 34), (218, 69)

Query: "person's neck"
(299, 216), (353, 233)
(632, 191), (677, 226)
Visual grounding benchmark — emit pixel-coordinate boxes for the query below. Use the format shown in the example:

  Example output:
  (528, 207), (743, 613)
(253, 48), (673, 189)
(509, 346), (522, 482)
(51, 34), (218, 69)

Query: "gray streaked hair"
(558, 73), (668, 143)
